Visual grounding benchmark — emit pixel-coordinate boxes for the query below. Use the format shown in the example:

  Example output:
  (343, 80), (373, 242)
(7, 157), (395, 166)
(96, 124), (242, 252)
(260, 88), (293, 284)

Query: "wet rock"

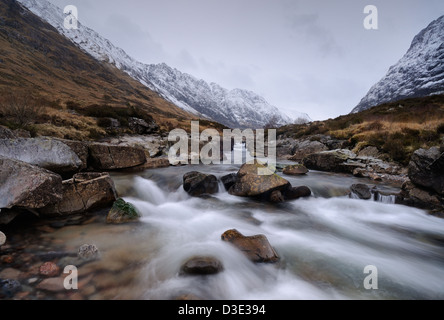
(106, 198), (141, 224)
(39, 262), (61, 277)
(180, 256), (224, 275)
(270, 190), (285, 203)
(408, 147), (444, 196)
(0, 208), (21, 225)
(283, 164), (309, 176)
(183, 171), (219, 197)
(228, 160), (291, 201)
(221, 229), (279, 263)
(283, 186), (312, 201)
(39, 172), (117, 217)
(0, 279), (21, 298)
(350, 184), (372, 200)
(0, 156), (62, 210)
(220, 173), (237, 191)
(78, 244), (100, 261)
(399, 181), (444, 211)
(0, 138), (82, 175)
(132, 158), (170, 170)
(303, 149), (357, 173)
(88, 143), (146, 170)
(0, 231), (5, 246)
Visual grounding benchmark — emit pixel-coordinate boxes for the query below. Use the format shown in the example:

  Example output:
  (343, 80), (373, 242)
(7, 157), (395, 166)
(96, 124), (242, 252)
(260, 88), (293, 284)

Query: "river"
(1, 157), (444, 300)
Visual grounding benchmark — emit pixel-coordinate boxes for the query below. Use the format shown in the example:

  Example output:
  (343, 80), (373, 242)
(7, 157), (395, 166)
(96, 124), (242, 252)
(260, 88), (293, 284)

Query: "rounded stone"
(78, 244), (100, 261)
(39, 262), (61, 277)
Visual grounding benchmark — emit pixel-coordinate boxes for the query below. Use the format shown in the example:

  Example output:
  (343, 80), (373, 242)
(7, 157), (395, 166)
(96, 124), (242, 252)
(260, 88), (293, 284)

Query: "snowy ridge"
(17, 0), (311, 128)
(352, 15), (444, 113)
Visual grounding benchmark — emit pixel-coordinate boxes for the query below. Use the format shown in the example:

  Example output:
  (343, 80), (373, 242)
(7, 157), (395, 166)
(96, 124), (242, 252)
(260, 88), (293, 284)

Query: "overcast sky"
(48, 0), (444, 121)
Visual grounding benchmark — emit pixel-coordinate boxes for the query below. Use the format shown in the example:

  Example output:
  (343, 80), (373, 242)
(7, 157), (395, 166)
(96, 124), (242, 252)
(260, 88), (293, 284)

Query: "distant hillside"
(279, 95), (444, 165)
(0, 0), (205, 140)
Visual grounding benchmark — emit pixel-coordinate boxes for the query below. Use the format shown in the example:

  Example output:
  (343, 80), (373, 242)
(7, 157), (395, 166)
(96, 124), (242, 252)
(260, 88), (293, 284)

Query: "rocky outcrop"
(183, 172), (219, 197)
(0, 156), (62, 210)
(128, 117), (159, 134)
(228, 161), (291, 200)
(0, 138), (82, 175)
(290, 140), (328, 162)
(303, 149), (357, 173)
(283, 164), (309, 176)
(39, 172), (117, 217)
(221, 229), (279, 263)
(88, 143), (146, 170)
(180, 256), (224, 275)
(106, 198), (140, 224)
(408, 147), (444, 196)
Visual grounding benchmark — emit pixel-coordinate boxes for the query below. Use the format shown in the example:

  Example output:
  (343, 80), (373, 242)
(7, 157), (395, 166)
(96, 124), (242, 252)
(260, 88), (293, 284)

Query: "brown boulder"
(228, 161), (291, 200)
(0, 156), (62, 210)
(183, 171), (219, 197)
(283, 164), (309, 175)
(39, 172), (117, 216)
(88, 143), (146, 170)
(221, 229), (279, 263)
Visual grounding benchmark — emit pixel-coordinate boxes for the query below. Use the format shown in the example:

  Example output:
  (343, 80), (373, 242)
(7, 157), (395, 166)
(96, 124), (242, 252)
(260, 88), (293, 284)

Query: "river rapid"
(1, 160), (444, 300)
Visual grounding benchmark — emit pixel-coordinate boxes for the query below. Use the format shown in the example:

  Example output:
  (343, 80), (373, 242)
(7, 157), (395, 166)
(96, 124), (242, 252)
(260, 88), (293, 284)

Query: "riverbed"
(1, 161), (443, 300)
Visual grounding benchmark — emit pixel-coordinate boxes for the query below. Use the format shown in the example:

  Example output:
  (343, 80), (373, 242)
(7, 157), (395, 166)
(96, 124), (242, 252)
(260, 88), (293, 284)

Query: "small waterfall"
(375, 193), (397, 204)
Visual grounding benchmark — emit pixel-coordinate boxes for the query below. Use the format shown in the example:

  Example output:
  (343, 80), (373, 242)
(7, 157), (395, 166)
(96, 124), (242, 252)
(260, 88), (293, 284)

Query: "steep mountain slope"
(17, 0), (311, 128)
(352, 15), (444, 113)
(0, 0), (195, 134)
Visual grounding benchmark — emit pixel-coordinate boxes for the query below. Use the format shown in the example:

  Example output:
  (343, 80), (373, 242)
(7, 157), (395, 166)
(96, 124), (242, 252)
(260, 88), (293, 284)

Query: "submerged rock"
(0, 156), (62, 210)
(183, 171), (219, 197)
(106, 198), (140, 224)
(221, 229), (279, 263)
(180, 256), (224, 275)
(39, 262), (61, 277)
(0, 279), (21, 298)
(78, 244), (100, 261)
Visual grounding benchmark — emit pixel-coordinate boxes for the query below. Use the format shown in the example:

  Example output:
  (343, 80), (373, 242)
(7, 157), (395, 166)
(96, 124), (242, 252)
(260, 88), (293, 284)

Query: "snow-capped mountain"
(352, 15), (444, 114)
(17, 0), (311, 128)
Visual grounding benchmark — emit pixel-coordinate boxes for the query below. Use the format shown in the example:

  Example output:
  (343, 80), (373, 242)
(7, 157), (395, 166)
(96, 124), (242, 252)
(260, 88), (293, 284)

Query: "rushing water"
(2, 160), (444, 300)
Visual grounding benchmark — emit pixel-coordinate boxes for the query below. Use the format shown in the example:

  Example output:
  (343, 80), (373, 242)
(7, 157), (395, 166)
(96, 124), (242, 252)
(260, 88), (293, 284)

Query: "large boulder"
(0, 138), (82, 175)
(88, 143), (146, 170)
(0, 156), (62, 210)
(302, 149), (357, 173)
(39, 172), (117, 217)
(221, 229), (279, 263)
(283, 164), (309, 176)
(228, 161), (291, 200)
(290, 140), (328, 162)
(183, 172), (219, 197)
(54, 139), (89, 171)
(408, 147), (444, 196)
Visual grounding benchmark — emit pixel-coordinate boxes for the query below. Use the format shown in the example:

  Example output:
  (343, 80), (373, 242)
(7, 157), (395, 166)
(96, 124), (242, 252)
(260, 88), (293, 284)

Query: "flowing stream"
(2, 158), (444, 300)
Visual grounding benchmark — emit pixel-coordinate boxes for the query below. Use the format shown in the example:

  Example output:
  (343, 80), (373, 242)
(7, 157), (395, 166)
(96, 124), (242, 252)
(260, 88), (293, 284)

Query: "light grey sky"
(48, 0), (444, 121)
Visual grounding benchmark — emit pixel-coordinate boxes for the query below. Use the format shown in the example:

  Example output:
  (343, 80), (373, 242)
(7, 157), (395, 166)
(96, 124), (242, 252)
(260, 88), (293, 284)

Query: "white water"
(110, 168), (444, 300)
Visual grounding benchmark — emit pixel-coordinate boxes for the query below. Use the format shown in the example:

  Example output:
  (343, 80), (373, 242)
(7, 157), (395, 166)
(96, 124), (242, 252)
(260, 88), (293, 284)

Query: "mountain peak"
(351, 15), (444, 114)
(18, 0), (310, 128)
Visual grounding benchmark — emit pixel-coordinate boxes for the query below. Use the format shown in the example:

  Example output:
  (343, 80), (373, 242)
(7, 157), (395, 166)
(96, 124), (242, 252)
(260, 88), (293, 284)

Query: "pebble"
(0, 279), (21, 298)
(78, 244), (100, 261)
(0, 231), (6, 246)
(39, 262), (61, 277)
(36, 277), (66, 292)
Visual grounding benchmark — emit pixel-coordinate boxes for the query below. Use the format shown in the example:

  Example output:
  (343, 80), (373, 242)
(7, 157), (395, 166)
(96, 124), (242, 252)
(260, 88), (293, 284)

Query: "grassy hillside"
(0, 0), (225, 140)
(278, 95), (444, 165)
